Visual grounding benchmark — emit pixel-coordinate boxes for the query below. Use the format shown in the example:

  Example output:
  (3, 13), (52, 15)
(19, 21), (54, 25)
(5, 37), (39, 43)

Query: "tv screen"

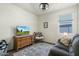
(16, 25), (30, 35)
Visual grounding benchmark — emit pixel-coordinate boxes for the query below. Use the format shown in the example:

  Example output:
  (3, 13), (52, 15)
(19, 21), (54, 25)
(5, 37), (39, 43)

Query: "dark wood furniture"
(14, 35), (33, 51)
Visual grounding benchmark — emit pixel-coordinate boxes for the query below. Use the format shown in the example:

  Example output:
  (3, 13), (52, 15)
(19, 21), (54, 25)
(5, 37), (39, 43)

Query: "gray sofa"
(48, 34), (79, 56)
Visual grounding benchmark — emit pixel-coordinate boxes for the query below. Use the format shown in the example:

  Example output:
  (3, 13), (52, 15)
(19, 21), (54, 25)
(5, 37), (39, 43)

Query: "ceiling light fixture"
(39, 3), (49, 10)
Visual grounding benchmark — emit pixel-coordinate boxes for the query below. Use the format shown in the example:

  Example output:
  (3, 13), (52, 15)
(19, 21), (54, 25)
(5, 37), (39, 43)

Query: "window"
(59, 14), (72, 33)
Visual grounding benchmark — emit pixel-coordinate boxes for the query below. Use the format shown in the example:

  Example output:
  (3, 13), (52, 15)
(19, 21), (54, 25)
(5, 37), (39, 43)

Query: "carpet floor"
(13, 42), (53, 56)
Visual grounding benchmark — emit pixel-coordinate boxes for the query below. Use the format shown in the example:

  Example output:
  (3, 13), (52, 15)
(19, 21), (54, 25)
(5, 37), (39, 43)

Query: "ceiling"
(14, 3), (77, 16)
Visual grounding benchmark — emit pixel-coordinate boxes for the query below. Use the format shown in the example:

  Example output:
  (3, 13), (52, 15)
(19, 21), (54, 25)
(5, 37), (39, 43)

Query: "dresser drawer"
(27, 36), (32, 39)
(21, 37), (27, 40)
(16, 38), (22, 41)
(17, 42), (21, 48)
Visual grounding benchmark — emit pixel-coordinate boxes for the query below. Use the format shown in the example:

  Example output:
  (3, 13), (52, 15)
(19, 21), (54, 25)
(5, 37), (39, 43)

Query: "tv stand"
(14, 35), (33, 51)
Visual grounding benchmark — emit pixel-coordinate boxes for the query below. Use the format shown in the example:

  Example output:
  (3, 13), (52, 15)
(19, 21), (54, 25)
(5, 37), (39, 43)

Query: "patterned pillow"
(59, 37), (70, 47)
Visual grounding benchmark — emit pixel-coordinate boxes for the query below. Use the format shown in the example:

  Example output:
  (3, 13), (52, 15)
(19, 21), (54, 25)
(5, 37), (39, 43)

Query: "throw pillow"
(59, 37), (70, 47)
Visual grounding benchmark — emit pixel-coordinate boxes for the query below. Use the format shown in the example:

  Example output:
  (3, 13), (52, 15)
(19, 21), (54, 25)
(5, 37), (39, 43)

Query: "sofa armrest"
(48, 47), (69, 56)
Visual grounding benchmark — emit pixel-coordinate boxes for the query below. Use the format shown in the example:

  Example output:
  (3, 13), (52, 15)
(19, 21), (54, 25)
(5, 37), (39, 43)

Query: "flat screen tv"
(16, 25), (30, 35)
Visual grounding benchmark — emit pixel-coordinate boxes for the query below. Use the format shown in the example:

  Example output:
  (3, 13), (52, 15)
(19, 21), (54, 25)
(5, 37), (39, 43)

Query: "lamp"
(63, 32), (69, 40)
(63, 32), (68, 37)
(39, 3), (49, 10)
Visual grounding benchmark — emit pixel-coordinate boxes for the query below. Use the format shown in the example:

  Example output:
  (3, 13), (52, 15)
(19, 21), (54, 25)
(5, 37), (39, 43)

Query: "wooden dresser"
(14, 35), (33, 51)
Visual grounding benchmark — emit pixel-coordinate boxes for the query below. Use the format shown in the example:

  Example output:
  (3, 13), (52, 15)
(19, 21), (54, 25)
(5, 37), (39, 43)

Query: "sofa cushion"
(48, 46), (69, 56)
(72, 35), (79, 55)
(55, 42), (69, 52)
(58, 38), (71, 47)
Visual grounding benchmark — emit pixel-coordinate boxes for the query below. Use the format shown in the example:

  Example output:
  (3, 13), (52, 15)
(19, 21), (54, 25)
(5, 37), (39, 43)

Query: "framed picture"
(43, 22), (48, 28)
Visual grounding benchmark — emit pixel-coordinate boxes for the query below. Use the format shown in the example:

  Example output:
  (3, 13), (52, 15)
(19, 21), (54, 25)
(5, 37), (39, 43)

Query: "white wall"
(0, 4), (38, 50)
(77, 4), (79, 33)
(38, 6), (78, 43)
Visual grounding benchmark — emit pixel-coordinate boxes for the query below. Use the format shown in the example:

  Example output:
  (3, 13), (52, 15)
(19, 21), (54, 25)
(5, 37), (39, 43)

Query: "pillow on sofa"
(59, 37), (70, 47)
(56, 42), (69, 52)
(56, 38), (71, 52)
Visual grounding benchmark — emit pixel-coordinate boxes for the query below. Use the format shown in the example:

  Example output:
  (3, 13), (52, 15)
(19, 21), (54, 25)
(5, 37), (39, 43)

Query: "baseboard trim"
(7, 49), (14, 52)
(40, 41), (55, 45)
